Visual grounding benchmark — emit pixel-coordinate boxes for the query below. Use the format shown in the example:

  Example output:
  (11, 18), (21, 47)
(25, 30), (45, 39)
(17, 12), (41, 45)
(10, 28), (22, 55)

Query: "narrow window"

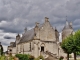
(30, 42), (31, 51)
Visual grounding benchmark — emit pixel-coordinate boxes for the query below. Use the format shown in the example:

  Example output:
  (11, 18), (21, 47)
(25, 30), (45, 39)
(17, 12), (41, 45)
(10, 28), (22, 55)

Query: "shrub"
(15, 54), (29, 60)
(29, 55), (34, 60)
(38, 55), (44, 60)
(59, 56), (64, 60)
(34, 55), (44, 60)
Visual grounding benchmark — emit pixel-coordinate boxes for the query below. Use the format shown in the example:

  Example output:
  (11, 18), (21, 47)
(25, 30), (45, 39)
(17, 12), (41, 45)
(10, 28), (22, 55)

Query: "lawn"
(0, 56), (6, 60)
(0, 56), (14, 60)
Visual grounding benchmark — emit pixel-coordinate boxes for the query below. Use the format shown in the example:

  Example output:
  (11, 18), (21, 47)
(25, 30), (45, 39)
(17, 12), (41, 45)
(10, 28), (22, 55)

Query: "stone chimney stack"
(16, 34), (20, 40)
(45, 17), (49, 22)
(35, 22), (39, 27)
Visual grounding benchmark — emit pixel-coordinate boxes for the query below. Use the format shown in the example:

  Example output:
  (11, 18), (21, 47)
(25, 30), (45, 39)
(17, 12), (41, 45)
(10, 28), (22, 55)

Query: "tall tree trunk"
(67, 53), (69, 60)
(74, 52), (76, 60)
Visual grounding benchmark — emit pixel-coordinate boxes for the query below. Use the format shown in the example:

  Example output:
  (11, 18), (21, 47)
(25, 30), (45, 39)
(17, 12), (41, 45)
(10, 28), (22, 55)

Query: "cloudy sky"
(0, 0), (80, 51)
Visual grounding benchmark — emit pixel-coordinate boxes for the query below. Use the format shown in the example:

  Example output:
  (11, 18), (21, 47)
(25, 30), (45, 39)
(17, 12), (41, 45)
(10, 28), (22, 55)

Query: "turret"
(45, 17), (49, 22)
(16, 34), (20, 44)
(62, 20), (73, 41)
(35, 22), (39, 27)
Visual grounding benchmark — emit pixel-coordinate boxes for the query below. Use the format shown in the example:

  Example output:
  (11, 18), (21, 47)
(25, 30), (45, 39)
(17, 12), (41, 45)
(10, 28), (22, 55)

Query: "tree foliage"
(0, 45), (3, 56)
(61, 35), (74, 60)
(73, 30), (80, 60)
(61, 30), (80, 60)
(61, 34), (75, 53)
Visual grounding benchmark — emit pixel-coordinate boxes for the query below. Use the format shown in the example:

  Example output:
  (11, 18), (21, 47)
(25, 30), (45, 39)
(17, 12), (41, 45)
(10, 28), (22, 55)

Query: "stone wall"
(39, 20), (56, 41)
(12, 47), (16, 54)
(62, 29), (73, 40)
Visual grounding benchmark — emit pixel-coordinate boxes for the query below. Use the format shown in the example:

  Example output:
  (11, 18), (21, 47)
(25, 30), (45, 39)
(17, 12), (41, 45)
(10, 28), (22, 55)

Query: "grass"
(0, 56), (14, 60)
(0, 56), (6, 60)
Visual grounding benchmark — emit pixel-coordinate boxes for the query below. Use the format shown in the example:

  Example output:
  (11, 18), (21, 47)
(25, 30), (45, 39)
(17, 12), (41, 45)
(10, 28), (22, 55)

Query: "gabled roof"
(19, 28), (35, 44)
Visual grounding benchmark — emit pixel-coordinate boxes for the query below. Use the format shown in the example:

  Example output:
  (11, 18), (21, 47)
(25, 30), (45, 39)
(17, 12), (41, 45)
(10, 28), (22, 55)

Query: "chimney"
(35, 22), (39, 27)
(65, 16), (69, 26)
(16, 34), (20, 40)
(45, 17), (49, 22)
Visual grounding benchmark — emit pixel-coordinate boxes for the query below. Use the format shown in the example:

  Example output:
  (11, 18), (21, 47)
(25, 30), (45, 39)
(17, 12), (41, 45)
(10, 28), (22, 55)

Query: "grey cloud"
(4, 35), (15, 39)
(0, 0), (80, 33)
(0, 0), (80, 51)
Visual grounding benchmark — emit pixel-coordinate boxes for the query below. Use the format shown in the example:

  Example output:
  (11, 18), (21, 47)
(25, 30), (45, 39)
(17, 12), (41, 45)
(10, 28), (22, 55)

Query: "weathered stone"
(7, 17), (73, 59)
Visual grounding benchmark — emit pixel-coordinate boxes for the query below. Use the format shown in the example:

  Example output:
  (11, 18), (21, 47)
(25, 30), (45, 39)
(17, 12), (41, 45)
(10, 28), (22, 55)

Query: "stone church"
(7, 17), (73, 58)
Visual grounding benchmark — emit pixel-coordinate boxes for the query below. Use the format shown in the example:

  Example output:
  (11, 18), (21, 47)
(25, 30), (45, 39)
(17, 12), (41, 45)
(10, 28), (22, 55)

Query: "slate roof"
(62, 21), (73, 31)
(12, 42), (16, 47)
(63, 24), (72, 30)
(19, 28), (35, 44)
(10, 42), (16, 47)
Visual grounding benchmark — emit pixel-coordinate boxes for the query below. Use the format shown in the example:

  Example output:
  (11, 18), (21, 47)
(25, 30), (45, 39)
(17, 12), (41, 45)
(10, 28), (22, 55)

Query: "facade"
(7, 17), (73, 58)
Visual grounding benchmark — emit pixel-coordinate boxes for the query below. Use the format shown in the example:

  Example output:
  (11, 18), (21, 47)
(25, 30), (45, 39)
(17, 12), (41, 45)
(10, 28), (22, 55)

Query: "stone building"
(7, 17), (73, 59)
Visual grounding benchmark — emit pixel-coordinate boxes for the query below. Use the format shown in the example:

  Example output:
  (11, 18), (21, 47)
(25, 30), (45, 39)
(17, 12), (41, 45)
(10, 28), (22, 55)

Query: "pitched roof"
(63, 25), (72, 30)
(19, 28), (35, 44)
(8, 42), (16, 47)
(12, 42), (16, 47)
(63, 21), (73, 31)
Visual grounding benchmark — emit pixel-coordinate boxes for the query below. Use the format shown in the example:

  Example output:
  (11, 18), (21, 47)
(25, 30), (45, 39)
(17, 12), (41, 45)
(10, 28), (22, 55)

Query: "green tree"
(61, 30), (80, 60)
(73, 30), (80, 60)
(61, 35), (74, 60)
(0, 45), (3, 56)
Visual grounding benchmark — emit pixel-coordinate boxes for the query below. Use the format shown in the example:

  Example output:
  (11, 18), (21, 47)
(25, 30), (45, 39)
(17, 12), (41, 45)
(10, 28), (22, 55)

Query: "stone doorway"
(41, 46), (44, 52)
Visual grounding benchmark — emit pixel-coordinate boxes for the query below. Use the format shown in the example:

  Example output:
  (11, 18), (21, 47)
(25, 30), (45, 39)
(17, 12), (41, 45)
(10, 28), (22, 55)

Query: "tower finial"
(66, 16), (68, 25)
(35, 22), (39, 27)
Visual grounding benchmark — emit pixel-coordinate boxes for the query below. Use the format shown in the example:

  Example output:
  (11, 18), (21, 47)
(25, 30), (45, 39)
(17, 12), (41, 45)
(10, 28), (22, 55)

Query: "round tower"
(62, 20), (73, 41)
